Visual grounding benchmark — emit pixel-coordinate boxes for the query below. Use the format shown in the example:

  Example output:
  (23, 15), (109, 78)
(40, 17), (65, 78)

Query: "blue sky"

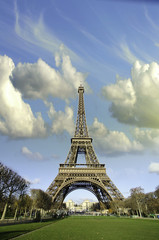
(0, 0), (159, 203)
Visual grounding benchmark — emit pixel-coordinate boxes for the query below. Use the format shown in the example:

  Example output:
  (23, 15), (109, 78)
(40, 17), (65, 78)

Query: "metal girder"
(47, 85), (124, 209)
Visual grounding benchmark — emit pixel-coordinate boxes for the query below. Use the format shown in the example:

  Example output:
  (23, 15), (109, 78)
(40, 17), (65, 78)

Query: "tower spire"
(74, 85), (89, 138)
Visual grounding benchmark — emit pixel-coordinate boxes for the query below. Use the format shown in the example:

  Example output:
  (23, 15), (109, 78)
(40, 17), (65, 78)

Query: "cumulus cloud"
(0, 52), (90, 138)
(149, 162), (159, 174)
(89, 118), (143, 155)
(46, 102), (75, 136)
(11, 51), (90, 101)
(132, 128), (159, 154)
(0, 55), (47, 138)
(102, 61), (159, 129)
(22, 147), (45, 161)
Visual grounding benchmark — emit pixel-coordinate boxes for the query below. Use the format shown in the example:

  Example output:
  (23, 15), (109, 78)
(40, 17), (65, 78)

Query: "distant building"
(82, 200), (94, 211)
(65, 200), (75, 211)
(65, 199), (97, 212)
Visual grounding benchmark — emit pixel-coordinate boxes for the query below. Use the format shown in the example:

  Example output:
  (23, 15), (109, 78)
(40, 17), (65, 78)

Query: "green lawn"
(0, 220), (58, 240)
(0, 216), (159, 240)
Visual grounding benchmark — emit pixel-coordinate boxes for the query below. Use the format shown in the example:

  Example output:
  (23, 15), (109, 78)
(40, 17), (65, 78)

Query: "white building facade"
(65, 199), (97, 212)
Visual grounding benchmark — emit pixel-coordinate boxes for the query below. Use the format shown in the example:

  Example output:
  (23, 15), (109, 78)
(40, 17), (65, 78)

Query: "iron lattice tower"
(47, 85), (124, 208)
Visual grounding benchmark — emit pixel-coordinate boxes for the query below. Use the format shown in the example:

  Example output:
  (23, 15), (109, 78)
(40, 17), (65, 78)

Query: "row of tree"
(0, 162), (30, 220)
(0, 162), (56, 221)
(110, 186), (159, 217)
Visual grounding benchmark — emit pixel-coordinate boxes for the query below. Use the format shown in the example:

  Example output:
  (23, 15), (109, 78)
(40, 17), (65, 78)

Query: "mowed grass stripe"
(7, 216), (159, 240)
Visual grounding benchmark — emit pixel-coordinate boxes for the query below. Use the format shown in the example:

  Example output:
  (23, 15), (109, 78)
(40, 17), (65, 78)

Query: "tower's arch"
(50, 178), (114, 209)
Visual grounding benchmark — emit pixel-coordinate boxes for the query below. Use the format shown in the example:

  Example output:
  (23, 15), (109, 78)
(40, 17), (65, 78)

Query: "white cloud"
(22, 146), (45, 161)
(89, 119), (159, 155)
(102, 61), (159, 129)
(31, 178), (40, 184)
(14, 1), (80, 63)
(133, 128), (159, 153)
(55, 52), (61, 67)
(24, 176), (40, 185)
(30, 178), (40, 184)
(89, 118), (143, 155)
(52, 154), (60, 160)
(149, 162), (159, 174)
(46, 102), (75, 136)
(118, 42), (139, 64)
(134, 128), (159, 147)
(0, 52), (86, 139)
(11, 52), (90, 101)
(0, 55), (47, 138)
(114, 40), (140, 64)
(0, 53), (84, 138)
(144, 7), (159, 32)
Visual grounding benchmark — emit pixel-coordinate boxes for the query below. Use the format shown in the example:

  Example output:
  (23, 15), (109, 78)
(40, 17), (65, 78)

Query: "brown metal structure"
(47, 85), (124, 208)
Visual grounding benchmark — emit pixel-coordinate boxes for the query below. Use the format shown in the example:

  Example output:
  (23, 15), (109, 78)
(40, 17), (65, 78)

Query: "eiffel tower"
(47, 85), (124, 208)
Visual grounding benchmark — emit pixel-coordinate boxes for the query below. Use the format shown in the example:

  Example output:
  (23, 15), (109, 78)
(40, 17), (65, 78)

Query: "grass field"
(0, 216), (159, 240)
(0, 220), (57, 240)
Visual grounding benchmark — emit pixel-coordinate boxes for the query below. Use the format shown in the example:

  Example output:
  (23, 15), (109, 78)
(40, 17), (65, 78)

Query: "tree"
(110, 200), (124, 216)
(0, 162), (9, 202)
(155, 186), (159, 199)
(14, 194), (33, 219)
(0, 162), (30, 220)
(146, 186), (159, 214)
(31, 189), (52, 211)
(91, 202), (100, 211)
(121, 186), (159, 217)
(30, 189), (52, 221)
(129, 187), (145, 217)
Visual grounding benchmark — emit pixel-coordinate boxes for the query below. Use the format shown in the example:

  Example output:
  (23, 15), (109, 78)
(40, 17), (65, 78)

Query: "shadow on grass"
(0, 218), (65, 240)
(0, 230), (28, 240)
